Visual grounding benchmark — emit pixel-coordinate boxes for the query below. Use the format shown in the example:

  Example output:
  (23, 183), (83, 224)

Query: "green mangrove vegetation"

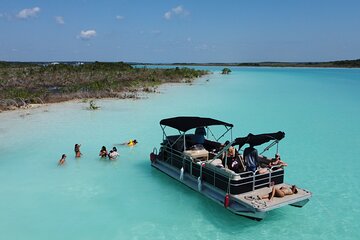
(221, 68), (232, 74)
(161, 59), (360, 68)
(0, 62), (208, 111)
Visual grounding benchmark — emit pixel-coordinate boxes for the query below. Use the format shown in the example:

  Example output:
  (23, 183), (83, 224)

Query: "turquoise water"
(1, 67), (360, 239)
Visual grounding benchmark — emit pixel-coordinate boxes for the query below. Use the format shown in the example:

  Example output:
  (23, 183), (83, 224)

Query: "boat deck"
(234, 183), (312, 211)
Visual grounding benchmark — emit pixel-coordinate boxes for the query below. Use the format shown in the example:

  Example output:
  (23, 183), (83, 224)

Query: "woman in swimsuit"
(58, 154), (66, 165)
(262, 185), (298, 200)
(99, 146), (108, 158)
(74, 144), (82, 158)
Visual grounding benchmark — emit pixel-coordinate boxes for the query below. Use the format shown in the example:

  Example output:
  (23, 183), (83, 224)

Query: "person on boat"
(108, 147), (119, 160)
(271, 153), (287, 167)
(243, 144), (268, 174)
(58, 154), (66, 165)
(226, 146), (240, 173)
(261, 185), (298, 200)
(220, 146), (245, 173)
(257, 153), (287, 169)
(99, 146), (108, 158)
(194, 127), (206, 145)
(74, 144), (82, 158)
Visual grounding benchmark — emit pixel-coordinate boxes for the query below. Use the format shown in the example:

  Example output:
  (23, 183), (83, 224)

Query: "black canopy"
(233, 131), (285, 149)
(160, 116), (233, 132)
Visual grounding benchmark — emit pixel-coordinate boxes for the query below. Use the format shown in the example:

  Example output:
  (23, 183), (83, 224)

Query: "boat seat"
(208, 158), (223, 167)
(184, 149), (208, 161)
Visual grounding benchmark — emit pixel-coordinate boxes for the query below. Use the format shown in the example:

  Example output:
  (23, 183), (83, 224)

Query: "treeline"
(236, 59), (360, 68)
(146, 59), (360, 68)
(0, 61), (208, 110)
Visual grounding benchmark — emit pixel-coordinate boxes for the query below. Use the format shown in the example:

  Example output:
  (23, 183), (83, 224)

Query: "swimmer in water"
(74, 144), (82, 158)
(120, 139), (138, 146)
(58, 154), (66, 165)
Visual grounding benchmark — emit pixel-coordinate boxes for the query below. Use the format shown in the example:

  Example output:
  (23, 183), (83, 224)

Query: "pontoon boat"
(150, 116), (311, 220)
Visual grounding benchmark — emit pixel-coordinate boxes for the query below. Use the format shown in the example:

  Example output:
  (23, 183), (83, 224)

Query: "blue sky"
(1, 0), (360, 63)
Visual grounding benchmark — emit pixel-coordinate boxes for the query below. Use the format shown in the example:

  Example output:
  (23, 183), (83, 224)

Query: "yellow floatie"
(128, 139), (138, 146)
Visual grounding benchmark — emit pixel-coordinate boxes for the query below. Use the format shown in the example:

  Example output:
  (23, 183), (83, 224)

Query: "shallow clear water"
(1, 67), (360, 239)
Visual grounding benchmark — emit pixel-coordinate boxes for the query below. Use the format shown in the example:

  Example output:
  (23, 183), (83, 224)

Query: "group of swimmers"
(99, 146), (119, 160)
(58, 144), (84, 165)
(58, 139), (138, 166)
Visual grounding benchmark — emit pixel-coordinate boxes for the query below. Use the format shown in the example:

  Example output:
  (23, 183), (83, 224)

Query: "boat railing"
(160, 145), (284, 194)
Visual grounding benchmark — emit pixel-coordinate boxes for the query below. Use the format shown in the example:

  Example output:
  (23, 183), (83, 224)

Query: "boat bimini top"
(160, 116), (234, 147)
(160, 116), (233, 132)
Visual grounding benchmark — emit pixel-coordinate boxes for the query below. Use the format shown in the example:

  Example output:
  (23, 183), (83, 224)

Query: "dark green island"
(159, 59), (360, 68)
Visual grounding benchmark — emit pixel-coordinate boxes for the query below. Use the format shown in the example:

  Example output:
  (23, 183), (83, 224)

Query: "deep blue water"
(0, 66), (359, 239)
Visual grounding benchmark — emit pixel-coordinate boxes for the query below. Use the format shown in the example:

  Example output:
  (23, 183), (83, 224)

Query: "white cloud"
(187, 37), (192, 42)
(16, 7), (40, 19)
(172, 6), (184, 14)
(55, 16), (64, 24)
(116, 15), (124, 20)
(164, 11), (172, 20)
(78, 30), (97, 40)
(164, 5), (189, 20)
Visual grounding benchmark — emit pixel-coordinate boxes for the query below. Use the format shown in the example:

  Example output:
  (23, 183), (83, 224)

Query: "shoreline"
(0, 62), (209, 112)
(0, 76), (207, 114)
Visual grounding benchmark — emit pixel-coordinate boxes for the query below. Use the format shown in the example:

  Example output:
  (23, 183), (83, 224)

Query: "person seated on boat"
(225, 146), (241, 173)
(58, 154), (66, 166)
(257, 155), (272, 168)
(108, 147), (119, 160)
(261, 185), (298, 200)
(271, 153), (288, 167)
(194, 127), (206, 145)
(258, 153), (287, 169)
(99, 146), (108, 158)
(243, 144), (268, 174)
(221, 146), (246, 173)
(74, 144), (82, 158)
